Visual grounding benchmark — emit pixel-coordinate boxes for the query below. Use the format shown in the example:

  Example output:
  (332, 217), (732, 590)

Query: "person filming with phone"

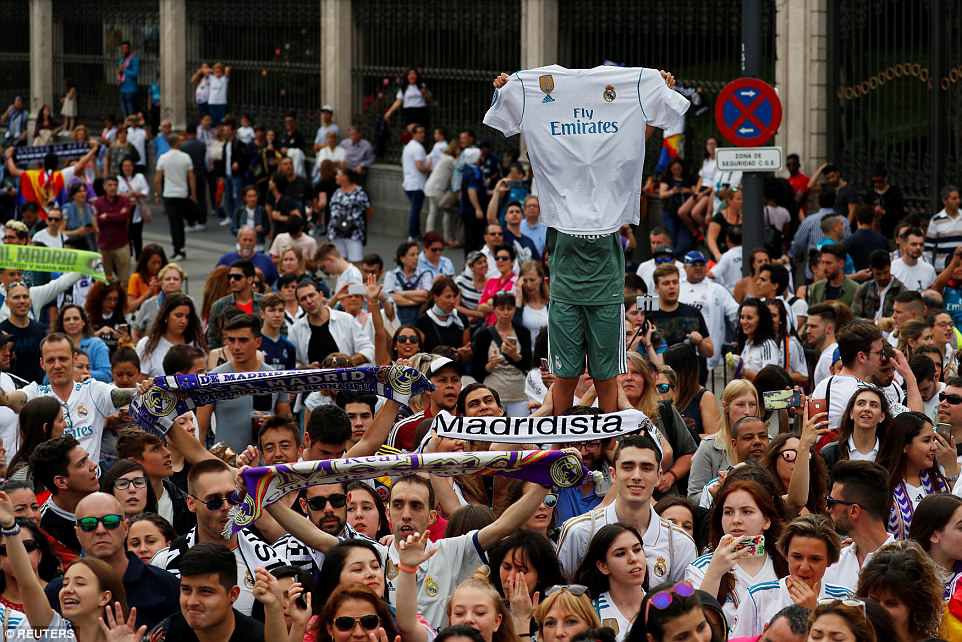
(470, 292), (532, 417)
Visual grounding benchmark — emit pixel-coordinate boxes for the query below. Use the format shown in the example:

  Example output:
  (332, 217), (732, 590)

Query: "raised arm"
(3, 147), (22, 177)
(393, 532), (433, 642)
(785, 403), (827, 515)
(345, 399), (399, 457)
(264, 493), (339, 553)
(477, 480), (549, 549)
(0, 492), (54, 629)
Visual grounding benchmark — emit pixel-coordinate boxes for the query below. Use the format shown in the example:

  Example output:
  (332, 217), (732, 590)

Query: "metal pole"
(741, 0), (764, 276)
(929, 0), (944, 211)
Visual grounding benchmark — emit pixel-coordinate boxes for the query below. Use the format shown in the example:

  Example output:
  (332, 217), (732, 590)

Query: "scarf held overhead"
(227, 450), (587, 537)
(0, 244), (105, 280)
(430, 409), (657, 443)
(129, 364), (434, 436)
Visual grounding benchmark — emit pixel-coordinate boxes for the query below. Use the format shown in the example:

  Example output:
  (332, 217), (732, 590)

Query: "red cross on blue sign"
(714, 77), (783, 147)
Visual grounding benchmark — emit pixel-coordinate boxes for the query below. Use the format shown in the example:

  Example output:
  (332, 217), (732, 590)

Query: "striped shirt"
(594, 591), (639, 642)
(454, 271), (483, 310)
(740, 339), (781, 375)
(924, 207), (962, 272)
(685, 551), (777, 633)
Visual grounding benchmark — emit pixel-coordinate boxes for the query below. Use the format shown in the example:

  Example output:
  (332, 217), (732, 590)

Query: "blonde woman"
(686, 379), (759, 502)
(534, 584), (601, 642)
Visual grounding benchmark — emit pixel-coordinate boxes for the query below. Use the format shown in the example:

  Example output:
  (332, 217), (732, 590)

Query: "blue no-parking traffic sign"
(714, 77), (782, 147)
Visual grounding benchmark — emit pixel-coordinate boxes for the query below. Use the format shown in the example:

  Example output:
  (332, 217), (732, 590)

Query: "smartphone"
(807, 398), (828, 417)
(937, 422), (953, 440)
(504, 336), (518, 348)
(539, 358), (549, 372)
(762, 389), (801, 412)
(117, 323), (129, 334)
(636, 294), (660, 313)
(735, 535), (766, 558)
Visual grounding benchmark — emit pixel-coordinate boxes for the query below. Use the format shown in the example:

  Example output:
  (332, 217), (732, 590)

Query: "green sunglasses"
(77, 514), (124, 532)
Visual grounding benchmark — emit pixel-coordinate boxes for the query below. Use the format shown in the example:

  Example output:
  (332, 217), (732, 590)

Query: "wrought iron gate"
(828, 0), (962, 215)
(185, 0), (320, 130)
(53, 0), (159, 122)
(0, 0), (29, 106)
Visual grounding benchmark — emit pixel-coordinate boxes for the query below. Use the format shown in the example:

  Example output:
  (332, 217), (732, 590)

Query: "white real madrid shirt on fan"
(680, 278), (738, 369)
(22, 379), (119, 464)
(685, 551), (777, 634)
(483, 65), (690, 235)
(594, 591), (639, 642)
(557, 501), (696, 585)
(151, 526), (287, 617)
(731, 577), (853, 638)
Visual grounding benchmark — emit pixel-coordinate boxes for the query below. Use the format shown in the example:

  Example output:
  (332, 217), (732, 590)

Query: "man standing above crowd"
(339, 126), (376, 179)
(155, 134), (196, 261)
(92, 176), (133, 285)
(806, 303), (839, 386)
(807, 245), (858, 306)
(925, 185), (962, 272)
(402, 124), (430, 241)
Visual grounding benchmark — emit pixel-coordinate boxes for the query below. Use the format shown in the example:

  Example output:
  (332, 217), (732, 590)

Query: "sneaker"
(184, 224), (197, 232)
(218, 218), (231, 227)
(171, 251), (187, 261)
(194, 224), (207, 232)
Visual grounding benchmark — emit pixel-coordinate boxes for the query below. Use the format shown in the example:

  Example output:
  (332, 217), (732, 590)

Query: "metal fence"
(185, 0), (320, 131)
(828, 0), (962, 215)
(0, 0), (29, 107)
(53, 0), (159, 123)
(559, 0), (776, 178)
(352, 0), (522, 162)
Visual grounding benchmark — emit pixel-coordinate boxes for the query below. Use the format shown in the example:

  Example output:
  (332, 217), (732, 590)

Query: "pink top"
(478, 273), (517, 325)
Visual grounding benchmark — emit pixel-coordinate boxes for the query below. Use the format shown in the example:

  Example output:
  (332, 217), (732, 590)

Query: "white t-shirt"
(156, 149), (193, 198)
(483, 64), (690, 235)
(117, 173), (150, 224)
(732, 578), (853, 638)
(318, 146), (346, 165)
(397, 84), (428, 108)
(686, 552), (777, 633)
(335, 263), (364, 294)
(680, 278), (739, 367)
(741, 339), (781, 374)
(813, 342), (838, 386)
(22, 379), (119, 464)
(823, 535), (895, 591)
(135, 336), (174, 378)
(208, 74), (229, 104)
(636, 258), (687, 293)
(126, 127), (147, 164)
(811, 374), (861, 429)
(711, 246), (743, 290)
(698, 158), (716, 188)
(401, 140), (428, 191)
(195, 75), (210, 104)
(32, 228), (65, 248)
(891, 257), (936, 291)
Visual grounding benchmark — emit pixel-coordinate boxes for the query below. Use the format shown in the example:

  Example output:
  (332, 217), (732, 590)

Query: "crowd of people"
(0, 54), (961, 642)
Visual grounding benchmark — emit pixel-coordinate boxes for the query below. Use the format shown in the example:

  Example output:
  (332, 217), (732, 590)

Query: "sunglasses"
(77, 514), (124, 532)
(495, 255), (511, 261)
(656, 383), (673, 394)
(227, 274), (246, 281)
(825, 495), (859, 509)
(817, 598), (866, 613)
(654, 255), (673, 264)
(47, 217), (63, 222)
(396, 335), (419, 344)
(428, 246), (444, 253)
(190, 492), (243, 511)
(779, 449), (797, 463)
(333, 615), (380, 632)
(114, 477), (147, 490)
(0, 540), (38, 556)
(645, 582), (696, 620)
(545, 584), (588, 597)
(940, 392), (962, 405)
(306, 493), (347, 511)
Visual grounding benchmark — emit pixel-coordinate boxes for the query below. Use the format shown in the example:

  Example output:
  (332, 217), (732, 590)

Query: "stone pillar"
(159, 0), (187, 130)
(29, 0), (54, 116)
(521, 0), (558, 68)
(774, 0), (829, 172)
(321, 0), (353, 128)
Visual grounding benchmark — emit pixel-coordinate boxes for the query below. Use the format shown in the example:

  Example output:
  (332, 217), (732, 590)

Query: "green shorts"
(548, 300), (627, 381)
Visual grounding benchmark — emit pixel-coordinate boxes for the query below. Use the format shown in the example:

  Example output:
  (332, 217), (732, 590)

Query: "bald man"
(44, 492), (180, 630)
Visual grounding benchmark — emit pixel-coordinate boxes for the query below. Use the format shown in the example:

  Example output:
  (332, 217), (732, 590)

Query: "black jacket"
(164, 477), (196, 535)
(471, 322), (533, 379)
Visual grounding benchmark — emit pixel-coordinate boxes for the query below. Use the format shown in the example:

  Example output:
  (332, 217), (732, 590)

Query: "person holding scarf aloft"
(877, 411), (958, 539)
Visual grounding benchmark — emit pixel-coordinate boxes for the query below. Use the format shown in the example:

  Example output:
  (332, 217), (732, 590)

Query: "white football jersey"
(483, 65), (690, 235)
(22, 379), (118, 464)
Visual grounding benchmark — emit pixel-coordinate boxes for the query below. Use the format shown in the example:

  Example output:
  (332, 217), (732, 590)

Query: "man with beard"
(217, 227), (277, 286)
(807, 245), (858, 307)
(806, 304), (838, 387)
(891, 227), (936, 292)
(822, 461), (894, 591)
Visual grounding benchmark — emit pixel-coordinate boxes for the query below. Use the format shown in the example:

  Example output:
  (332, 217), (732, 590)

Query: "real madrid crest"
(245, 569), (255, 589)
(425, 576), (439, 597)
(539, 74), (556, 103)
(603, 84), (616, 103)
(654, 557), (668, 578)
(386, 559), (399, 580)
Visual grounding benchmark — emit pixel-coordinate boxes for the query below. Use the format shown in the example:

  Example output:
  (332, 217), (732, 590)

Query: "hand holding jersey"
(483, 65), (689, 414)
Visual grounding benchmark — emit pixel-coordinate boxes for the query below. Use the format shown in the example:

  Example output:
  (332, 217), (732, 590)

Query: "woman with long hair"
(820, 386), (891, 471)
(388, 325), (425, 363)
(105, 126), (137, 177)
(126, 243), (168, 313)
(856, 540), (943, 642)
(63, 181), (96, 250)
(132, 262), (188, 341)
(764, 430), (829, 516)
(201, 265), (231, 324)
(471, 292), (532, 417)
(876, 411), (956, 539)
(446, 567), (517, 642)
(626, 581), (710, 642)
(136, 293), (205, 378)
(735, 298), (780, 382)
(99, 459), (158, 517)
(7, 397), (64, 485)
(686, 480), (786, 630)
(659, 158), (696, 255)
(487, 530), (565, 637)
(117, 156), (150, 259)
(0, 490), (140, 640)
(574, 524), (648, 642)
(126, 513), (175, 566)
(535, 584), (601, 642)
(477, 244), (518, 326)
(731, 514), (849, 638)
(55, 304), (111, 382)
(384, 67), (433, 130)
(515, 260), (548, 350)
(663, 343), (720, 442)
(766, 298), (808, 386)
(807, 601), (878, 642)
(896, 319), (934, 362)
(316, 584), (402, 642)
(384, 240), (432, 326)
(417, 276), (470, 353)
(907, 493), (962, 599)
(85, 280), (129, 351)
(707, 188), (743, 262)
(687, 379), (759, 502)
(344, 481), (390, 541)
(32, 103), (59, 144)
